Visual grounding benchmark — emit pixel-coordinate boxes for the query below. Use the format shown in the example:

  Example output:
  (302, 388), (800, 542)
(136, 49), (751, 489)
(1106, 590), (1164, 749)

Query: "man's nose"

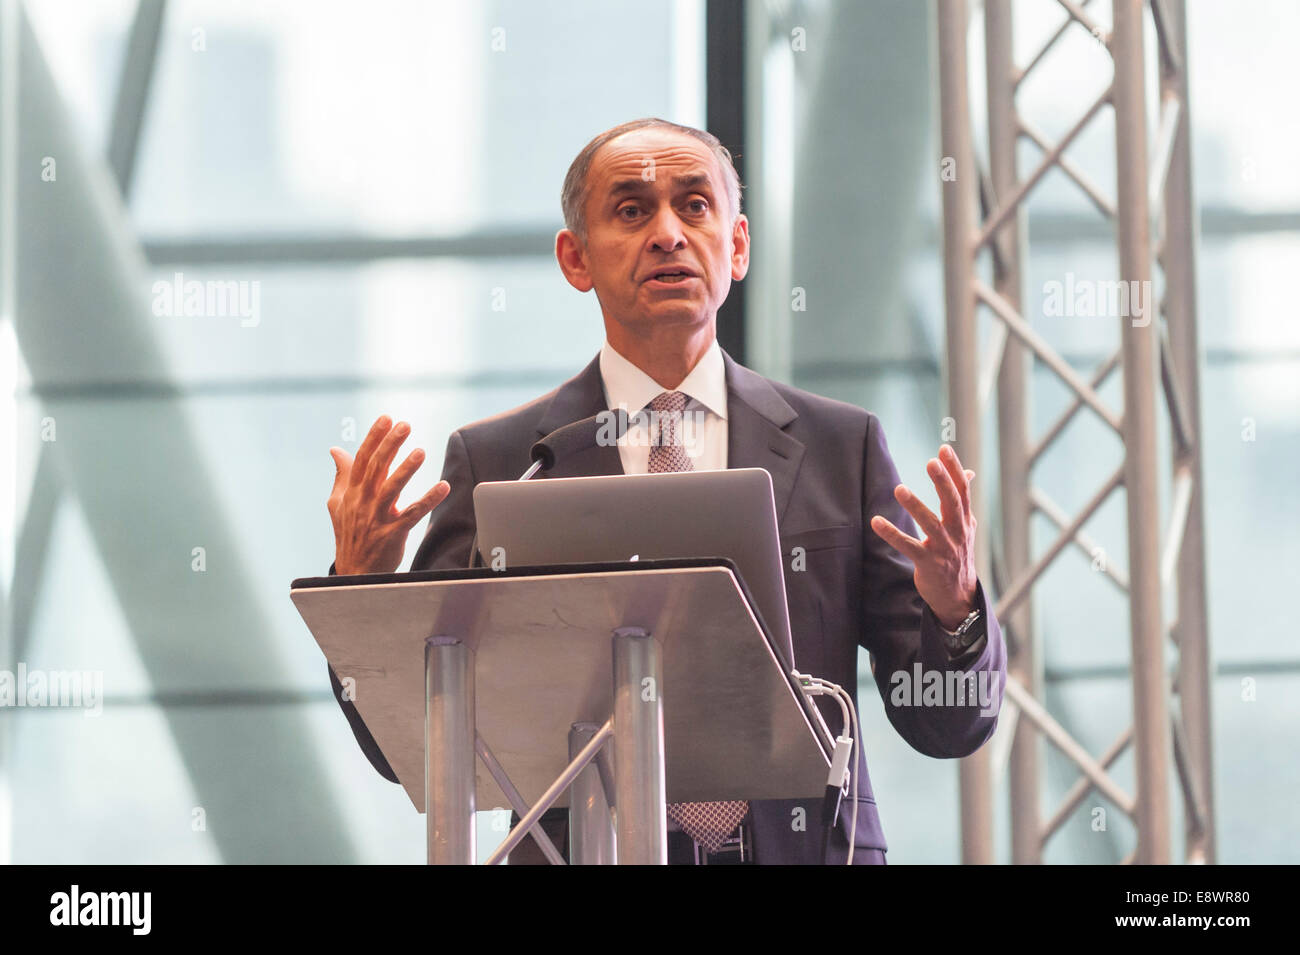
(645, 205), (687, 252)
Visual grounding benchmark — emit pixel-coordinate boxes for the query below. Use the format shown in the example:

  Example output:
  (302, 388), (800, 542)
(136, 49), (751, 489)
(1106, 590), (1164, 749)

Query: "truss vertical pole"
(984, 0), (1042, 865)
(1159, 0), (1215, 864)
(1112, 0), (1172, 865)
(937, 0), (994, 866)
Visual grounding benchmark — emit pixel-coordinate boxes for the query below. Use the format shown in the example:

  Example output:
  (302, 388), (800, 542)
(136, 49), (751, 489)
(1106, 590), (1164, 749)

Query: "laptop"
(472, 467), (796, 671)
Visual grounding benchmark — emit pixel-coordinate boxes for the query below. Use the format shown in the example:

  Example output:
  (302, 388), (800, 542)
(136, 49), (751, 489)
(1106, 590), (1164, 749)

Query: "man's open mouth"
(647, 268), (697, 284)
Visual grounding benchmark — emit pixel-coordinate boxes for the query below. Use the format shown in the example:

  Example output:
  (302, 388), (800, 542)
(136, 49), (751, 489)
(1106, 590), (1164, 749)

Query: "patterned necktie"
(645, 390), (750, 852)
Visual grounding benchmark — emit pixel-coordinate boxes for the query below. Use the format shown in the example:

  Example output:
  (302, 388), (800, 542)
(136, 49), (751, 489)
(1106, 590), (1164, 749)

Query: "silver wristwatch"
(941, 608), (983, 652)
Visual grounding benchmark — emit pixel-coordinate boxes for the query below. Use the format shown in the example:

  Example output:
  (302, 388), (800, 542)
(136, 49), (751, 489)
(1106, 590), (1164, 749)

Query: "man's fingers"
(377, 447), (425, 513)
(928, 456), (963, 533)
(870, 515), (925, 563)
(894, 484), (944, 540)
(941, 442), (966, 473)
(328, 447), (352, 494)
(348, 415), (393, 493)
(363, 420), (410, 493)
(327, 448), (352, 527)
(395, 480), (451, 531)
(939, 444), (972, 516)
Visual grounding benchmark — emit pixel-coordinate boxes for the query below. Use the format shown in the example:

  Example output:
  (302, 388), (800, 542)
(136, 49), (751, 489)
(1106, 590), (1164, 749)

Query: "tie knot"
(649, 390), (689, 415)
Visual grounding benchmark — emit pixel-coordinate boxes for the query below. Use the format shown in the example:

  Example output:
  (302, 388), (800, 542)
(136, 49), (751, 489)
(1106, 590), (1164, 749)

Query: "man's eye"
(686, 199), (709, 213)
(619, 205), (641, 219)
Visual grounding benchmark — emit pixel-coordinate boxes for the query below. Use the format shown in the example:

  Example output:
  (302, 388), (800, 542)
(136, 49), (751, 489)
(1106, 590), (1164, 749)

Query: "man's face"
(556, 128), (749, 337)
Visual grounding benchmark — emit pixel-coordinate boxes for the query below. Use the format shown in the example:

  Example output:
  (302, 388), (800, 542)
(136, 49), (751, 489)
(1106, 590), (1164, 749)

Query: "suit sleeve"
(858, 413), (1007, 759)
(325, 429), (478, 784)
(410, 429), (478, 571)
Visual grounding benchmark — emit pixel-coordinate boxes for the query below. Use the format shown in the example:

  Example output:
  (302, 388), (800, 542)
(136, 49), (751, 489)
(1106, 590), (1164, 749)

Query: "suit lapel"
(532, 347), (805, 526)
(722, 349), (805, 528)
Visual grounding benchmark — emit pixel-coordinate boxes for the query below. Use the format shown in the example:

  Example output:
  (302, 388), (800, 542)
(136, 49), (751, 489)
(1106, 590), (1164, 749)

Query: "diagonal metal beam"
(996, 464), (1125, 620)
(977, 320), (1008, 411)
(1054, 0), (1110, 43)
(1019, 116), (1117, 219)
(1030, 486), (1130, 592)
(1041, 725), (1133, 841)
(1004, 676), (1136, 815)
(1015, 0), (1099, 86)
(1148, 95), (1182, 222)
(1159, 324), (1194, 454)
(975, 280), (1124, 433)
(1160, 465), (1193, 587)
(1028, 349), (1122, 466)
(474, 734), (566, 865)
(975, 85), (1113, 251)
(9, 443), (61, 663)
(989, 695), (1020, 786)
(106, 0), (166, 197)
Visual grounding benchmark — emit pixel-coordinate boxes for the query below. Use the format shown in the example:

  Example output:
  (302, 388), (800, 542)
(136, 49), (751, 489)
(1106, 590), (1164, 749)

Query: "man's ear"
(730, 214), (751, 281)
(555, 229), (595, 292)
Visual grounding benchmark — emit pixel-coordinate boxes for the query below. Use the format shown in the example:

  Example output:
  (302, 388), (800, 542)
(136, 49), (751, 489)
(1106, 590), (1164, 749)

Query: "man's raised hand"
(869, 443), (979, 631)
(327, 415), (451, 576)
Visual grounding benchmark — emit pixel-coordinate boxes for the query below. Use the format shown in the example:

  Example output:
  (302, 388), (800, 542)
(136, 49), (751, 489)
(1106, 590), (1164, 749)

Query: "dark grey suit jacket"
(329, 347), (1006, 864)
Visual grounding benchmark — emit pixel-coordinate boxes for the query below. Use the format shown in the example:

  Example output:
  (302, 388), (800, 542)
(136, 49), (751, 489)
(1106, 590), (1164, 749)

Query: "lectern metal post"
(569, 721), (616, 864)
(425, 636), (475, 864)
(611, 627), (667, 864)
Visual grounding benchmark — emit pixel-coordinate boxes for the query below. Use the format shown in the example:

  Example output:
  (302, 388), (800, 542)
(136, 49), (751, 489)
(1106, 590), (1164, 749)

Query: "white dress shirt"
(598, 338), (729, 475)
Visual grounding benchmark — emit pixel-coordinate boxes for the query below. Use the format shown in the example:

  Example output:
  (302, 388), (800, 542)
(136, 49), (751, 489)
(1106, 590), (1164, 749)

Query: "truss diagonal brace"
(1004, 676), (1136, 815)
(996, 464), (1126, 619)
(976, 85), (1113, 250)
(1042, 726), (1134, 841)
(975, 280), (1124, 434)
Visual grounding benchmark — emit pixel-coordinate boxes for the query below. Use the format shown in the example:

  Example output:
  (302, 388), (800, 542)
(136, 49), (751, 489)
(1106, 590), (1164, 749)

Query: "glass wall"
(5, 0), (705, 863)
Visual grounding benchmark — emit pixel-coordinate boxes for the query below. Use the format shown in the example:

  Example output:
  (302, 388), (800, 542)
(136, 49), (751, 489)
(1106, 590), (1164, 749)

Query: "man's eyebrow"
(605, 173), (717, 200)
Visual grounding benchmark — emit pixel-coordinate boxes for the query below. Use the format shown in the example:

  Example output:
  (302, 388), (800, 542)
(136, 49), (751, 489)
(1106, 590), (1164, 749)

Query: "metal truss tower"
(937, 0), (1214, 864)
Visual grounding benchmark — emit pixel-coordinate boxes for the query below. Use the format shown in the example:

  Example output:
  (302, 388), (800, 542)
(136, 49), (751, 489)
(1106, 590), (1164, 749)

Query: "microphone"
(523, 410), (629, 478)
(467, 409), (632, 567)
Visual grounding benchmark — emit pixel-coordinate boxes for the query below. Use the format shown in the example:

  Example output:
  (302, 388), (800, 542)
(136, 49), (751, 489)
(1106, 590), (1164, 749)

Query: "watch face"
(947, 611), (983, 648)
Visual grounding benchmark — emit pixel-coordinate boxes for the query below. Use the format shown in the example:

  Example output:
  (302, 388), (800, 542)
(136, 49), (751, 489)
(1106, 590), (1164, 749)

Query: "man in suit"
(325, 118), (1006, 864)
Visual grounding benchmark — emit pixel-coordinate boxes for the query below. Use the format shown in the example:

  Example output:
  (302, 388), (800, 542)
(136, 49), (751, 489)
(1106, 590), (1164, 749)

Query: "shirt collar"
(599, 337), (728, 420)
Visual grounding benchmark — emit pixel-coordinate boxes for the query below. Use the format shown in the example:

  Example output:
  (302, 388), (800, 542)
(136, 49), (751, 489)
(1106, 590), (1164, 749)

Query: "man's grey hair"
(560, 118), (743, 241)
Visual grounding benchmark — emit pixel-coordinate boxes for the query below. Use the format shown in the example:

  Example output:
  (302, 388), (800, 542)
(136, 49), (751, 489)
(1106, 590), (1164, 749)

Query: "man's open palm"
(327, 415), (451, 575)
(869, 443), (979, 631)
